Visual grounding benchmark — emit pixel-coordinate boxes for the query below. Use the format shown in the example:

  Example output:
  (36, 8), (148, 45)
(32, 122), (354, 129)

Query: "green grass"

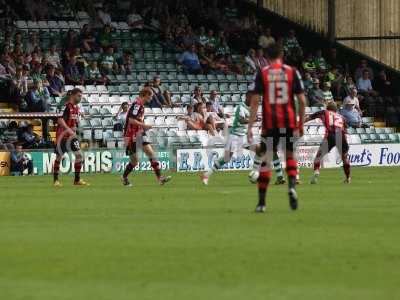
(1, 167), (400, 300)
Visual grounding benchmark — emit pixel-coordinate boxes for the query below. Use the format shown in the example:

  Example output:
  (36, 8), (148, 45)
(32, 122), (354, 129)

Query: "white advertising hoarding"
(176, 144), (400, 172)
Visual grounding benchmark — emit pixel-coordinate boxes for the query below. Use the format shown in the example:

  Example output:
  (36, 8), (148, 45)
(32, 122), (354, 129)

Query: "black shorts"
(324, 132), (349, 154)
(55, 137), (80, 155)
(260, 128), (297, 154)
(125, 133), (151, 156)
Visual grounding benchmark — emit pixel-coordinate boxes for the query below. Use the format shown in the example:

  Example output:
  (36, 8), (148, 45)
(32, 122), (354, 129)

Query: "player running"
(201, 92), (251, 185)
(247, 43), (306, 212)
(53, 88), (89, 187)
(307, 101), (351, 184)
(122, 87), (171, 187)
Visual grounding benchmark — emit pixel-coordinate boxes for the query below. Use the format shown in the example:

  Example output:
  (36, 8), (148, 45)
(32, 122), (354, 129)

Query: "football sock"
(123, 162), (134, 178)
(257, 165), (271, 206)
(343, 161), (351, 179)
(273, 152), (283, 178)
(314, 160), (321, 174)
(53, 159), (60, 182)
(252, 155), (262, 171)
(74, 161), (82, 183)
(286, 158), (298, 190)
(288, 176), (296, 190)
(150, 159), (161, 179)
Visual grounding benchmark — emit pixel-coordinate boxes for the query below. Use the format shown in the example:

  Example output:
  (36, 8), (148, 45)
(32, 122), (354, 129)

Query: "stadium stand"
(0, 0), (399, 152)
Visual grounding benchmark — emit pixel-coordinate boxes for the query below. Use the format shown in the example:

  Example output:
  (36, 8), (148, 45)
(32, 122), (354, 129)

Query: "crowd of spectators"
(0, 120), (46, 149)
(0, 0), (398, 144)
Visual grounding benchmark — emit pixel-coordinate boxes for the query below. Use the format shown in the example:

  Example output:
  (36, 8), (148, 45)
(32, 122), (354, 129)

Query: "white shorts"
(225, 134), (246, 156)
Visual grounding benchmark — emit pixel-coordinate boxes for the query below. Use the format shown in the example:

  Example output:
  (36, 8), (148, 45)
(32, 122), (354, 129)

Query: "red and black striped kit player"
(248, 43), (306, 212)
(121, 87), (171, 187)
(307, 101), (351, 184)
(53, 88), (89, 187)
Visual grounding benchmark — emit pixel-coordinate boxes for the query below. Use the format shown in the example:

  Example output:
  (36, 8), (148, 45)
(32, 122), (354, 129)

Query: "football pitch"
(1, 167), (399, 300)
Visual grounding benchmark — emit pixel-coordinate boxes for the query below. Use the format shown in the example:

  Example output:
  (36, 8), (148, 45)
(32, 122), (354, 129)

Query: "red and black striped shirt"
(251, 62), (304, 130)
(56, 102), (79, 141)
(309, 110), (347, 135)
(124, 97), (145, 140)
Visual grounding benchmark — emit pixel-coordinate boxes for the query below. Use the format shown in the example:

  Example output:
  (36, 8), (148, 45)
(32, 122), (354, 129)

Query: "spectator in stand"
(30, 60), (43, 79)
(99, 46), (118, 75)
(214, 54), (231, 74)
(46, 64), (64, 97)
(26, 32), (39, 54)
(302, 72), (314, 96)
(113, 101), (129, 131)
(308, 78), (324, 107)
(54, 67), (65, 85)
(98, 25), (113, 49)
(150, 75), (172, 107)
(355, 59), (374, 80)
(216, 37), (231, 56)
(325, 66), (344, 98)
(191, 86), (206, 104)
(182, 27), (197, 49)
(206, 29), (218, 51)
(343, 88), (362, 114)
(244, 48), (257, 74)
(44, 43), (61, 68)
(2, 121), (19, 144)
(255, 48), (268, 70)
(302, 53), (316, 74)
(357, 70), (375, 96)
(373, 70), (394, 97)
(197, 27), (209, 47)
(67, 47), (88, 74)
(63, 30), (78, 53)
(80, 24), (97, 53)
(342, 75), (357, 97)
(65, 56), (84, 85)
(127, 6), (144, 30)
(117, 50), (134, 75)
(14, 32), (23, 47)
(11, 145), (33, 176)
(20, 124), (41, 149)
(182, 102), (217, 135)
(283, 30), (302, 61)
(321, 81), (334, 103)
(26, 79), (49, 112)
(85, 60), (106, 84)
(11, 43), (24, 61)
(198, 46), (215, 73)
(179, 104), (197, 128)
(0, 52), (16, 77)
(30, 51), (42, 68)
(13, 65), (28, 97)
(327, 47), (343, 70)
(207, 90), (224, 116)
(178, 44), (202, 74)
(206, 101), (224, 129)
(340, 97), (362, 128)
(258, 27), (275, 50)
(314, 49), (328, 72)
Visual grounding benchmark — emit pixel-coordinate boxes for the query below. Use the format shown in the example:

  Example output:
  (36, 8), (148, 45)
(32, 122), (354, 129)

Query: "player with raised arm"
(122, 87), (171, 187)
(201, 92), (251, 185)
(307, 101), (351, 184)
(53, 88), (89, 187)
(247, 43), (306, 212)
